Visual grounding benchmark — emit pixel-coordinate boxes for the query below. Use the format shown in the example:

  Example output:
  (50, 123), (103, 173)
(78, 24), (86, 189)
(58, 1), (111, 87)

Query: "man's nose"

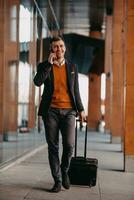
(57, 46), (61, 50)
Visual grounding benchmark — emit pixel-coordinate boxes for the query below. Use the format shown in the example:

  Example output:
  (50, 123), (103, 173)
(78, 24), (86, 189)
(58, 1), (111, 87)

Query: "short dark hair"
(50, 36), (64, 44)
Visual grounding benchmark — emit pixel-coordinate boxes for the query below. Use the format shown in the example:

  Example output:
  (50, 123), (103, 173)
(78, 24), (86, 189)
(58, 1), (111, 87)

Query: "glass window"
(10, 5), (17, 41)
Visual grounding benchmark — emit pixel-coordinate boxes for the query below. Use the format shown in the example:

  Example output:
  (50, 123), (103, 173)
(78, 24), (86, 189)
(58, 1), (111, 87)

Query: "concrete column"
(28, 9), (36, 129)
(87, 30), (102, 130)
(125, 0), (134, 157)
(0, 0), (19, 141)
(88, 73), (101, 129)
(0, 0), (5, 141)
(111, 0), (125, 140)
(104, 15), (113, 132)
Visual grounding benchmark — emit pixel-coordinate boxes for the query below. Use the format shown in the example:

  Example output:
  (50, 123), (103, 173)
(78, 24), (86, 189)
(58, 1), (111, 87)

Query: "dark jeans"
(42, 107), (76, 184)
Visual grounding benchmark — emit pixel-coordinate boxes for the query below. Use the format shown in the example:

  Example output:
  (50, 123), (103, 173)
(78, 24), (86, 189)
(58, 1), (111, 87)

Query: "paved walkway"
(0, 144), (134, 200)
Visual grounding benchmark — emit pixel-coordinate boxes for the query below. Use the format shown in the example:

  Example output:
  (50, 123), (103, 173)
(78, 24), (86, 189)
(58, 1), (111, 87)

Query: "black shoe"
(50, 182), (61, 193)
(62, 172), (70, 189)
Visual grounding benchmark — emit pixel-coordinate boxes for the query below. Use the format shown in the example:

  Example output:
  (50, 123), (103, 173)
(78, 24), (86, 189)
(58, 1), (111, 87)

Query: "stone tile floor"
(0, 144), (134, 200)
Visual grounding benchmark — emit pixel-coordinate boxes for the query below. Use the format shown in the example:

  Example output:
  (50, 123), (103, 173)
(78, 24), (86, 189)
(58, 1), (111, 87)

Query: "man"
(33, 36), (86, 192)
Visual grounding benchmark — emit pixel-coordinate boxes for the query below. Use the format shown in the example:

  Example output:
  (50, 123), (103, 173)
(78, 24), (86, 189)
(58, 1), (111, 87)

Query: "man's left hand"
(79, 111), (87, 123)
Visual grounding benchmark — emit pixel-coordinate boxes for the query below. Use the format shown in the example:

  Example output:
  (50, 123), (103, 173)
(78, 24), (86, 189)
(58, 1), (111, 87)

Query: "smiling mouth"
(57, 52), (63, 56)
(57, 51), (62, 53)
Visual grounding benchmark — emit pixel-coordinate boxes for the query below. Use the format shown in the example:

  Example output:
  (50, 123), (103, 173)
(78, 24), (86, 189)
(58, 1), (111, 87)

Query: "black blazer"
(33, 60), (84, 116)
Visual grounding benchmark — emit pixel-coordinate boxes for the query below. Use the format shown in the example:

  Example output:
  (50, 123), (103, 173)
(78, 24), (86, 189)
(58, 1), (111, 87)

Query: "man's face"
(51, 39), (66, 59)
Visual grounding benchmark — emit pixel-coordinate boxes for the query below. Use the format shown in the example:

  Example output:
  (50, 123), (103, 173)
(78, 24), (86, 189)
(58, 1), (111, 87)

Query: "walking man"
(33, 36), (86, 192)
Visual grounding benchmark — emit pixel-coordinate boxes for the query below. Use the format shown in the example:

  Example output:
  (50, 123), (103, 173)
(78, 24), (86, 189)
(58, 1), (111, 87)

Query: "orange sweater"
(50, 63), (73, 108)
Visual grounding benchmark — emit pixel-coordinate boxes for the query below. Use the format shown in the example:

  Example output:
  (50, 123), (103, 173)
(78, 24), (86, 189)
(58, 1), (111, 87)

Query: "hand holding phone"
(48, 52), (57, 64)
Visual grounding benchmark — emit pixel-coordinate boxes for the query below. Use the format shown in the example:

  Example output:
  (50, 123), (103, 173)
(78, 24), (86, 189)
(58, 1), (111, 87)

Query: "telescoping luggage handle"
(74, 119), (88, 158)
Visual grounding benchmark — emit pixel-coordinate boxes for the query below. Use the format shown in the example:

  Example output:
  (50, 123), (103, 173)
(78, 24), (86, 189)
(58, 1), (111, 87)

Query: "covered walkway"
(0, 127), (133, 200)
(0, 127), (124, 171)
(0, 1), (134, 199)
(0, 141), (134, 200)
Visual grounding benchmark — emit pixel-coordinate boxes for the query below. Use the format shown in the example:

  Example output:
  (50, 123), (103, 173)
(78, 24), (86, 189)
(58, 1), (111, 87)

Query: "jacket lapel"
(65, 60), (72, 89)
(50, 67), (54, 93)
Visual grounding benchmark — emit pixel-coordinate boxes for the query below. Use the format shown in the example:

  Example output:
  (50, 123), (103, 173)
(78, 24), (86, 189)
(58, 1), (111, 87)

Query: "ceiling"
(21, 0), (114, 37)
(40, 0), (113, 36)
(21, 0), (113, 75)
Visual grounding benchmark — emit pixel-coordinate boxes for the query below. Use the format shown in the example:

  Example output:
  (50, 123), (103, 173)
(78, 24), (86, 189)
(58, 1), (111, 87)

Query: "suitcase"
(68, 119), (98, 187)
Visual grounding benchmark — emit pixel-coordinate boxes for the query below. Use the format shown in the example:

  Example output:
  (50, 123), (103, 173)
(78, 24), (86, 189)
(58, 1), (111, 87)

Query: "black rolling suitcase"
(68, 119), (98, 187)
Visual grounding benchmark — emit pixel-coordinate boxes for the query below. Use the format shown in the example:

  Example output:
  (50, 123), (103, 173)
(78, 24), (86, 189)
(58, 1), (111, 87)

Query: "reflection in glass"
(101, 73), (106, 116)
(18, 61), (30, 128)
(18, 4), (31, 129)
(78, 73), (89, 115)
(19, 5), (31, 42)
(18, 62), (30, 103)
(10, 5), (17, 41)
